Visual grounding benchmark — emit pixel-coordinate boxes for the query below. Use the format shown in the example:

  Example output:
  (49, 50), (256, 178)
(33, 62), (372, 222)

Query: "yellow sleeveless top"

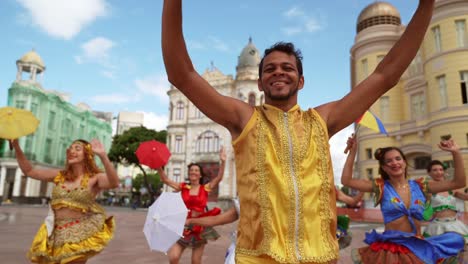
(51, 172), (105, 215)
(232, 104), (338, 263)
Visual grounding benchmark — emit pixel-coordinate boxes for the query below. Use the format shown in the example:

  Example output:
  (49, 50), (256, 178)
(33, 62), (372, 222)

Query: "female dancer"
(186, 198), (239, 264)
(424, 160), (468, 243)
(11, 139), (118, 263)
(341, 136), (465, 264)
(156, 147), (226, 264)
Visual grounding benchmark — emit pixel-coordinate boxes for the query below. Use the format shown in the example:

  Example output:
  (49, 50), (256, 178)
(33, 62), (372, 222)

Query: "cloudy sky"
(0, 0), (418, 182)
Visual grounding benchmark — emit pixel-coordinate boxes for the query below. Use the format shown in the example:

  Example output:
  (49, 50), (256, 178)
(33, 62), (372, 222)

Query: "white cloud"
(17, 0), (109, 40)
(135, 74), (170, 104)
(208, 36), (230, 52)
(305, 18), (322, 33)
(90, 93), (140, 104)
(138, 111), (168, 131)
(186, 37), (230, 52)
(101, 70), (115, 79)
(281, 27), (303, 36)
(281, 6), (325, 36)
(284, 6), (305, 18)
(187, 40), (206, 50)
(76, 37), (116, 65)
(329, 125), (355, 186)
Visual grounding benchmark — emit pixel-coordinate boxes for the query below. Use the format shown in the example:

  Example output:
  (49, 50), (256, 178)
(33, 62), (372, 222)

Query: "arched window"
(176, 101), (184, 120)
(195, 108), (204, 119)
(196, 131), (220, 153)
(248, 93), (256, 106)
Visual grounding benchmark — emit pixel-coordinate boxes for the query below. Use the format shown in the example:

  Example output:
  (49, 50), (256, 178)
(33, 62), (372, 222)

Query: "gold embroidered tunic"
(28, 172), (114, 263)
(232, 104), (338, 263)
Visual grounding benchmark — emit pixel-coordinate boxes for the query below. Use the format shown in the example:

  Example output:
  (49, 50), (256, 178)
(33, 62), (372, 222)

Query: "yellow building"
(351, 0), (468, 197)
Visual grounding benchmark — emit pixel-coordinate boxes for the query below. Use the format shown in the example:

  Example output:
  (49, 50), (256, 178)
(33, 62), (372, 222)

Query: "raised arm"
(453, 188), (468, 201)
(208, 146), (226, 190)
(10, 139), (58, 182)
(92, 139), (120, 190)
(428, 139), (466, 193)
(340, 135), (373, 192)
(336, 190), (364, 207)
(318, 0), (435, 137)
(186, 207), (238, 227)
(156, 167), (181, 192)
(161, 0), (252, 138)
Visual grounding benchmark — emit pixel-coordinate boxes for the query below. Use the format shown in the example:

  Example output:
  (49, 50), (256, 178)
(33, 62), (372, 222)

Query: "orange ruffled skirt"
(27, 213), (114, 264)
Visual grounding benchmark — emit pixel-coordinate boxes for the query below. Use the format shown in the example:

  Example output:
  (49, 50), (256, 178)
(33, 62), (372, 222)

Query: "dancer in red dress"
(156, 147), (226, 264)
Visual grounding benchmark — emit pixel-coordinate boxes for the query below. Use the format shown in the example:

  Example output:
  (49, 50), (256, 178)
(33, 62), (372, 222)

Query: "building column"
(0, 166), (6, 196)
(13, 167), (22, 196)
(16, 65), (23, 81)
(25, 177), (32, 197)
(31, 66), (37, 81)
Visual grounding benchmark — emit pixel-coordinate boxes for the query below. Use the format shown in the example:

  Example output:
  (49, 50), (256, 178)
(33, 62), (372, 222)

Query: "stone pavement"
(0, 205), (465, 263)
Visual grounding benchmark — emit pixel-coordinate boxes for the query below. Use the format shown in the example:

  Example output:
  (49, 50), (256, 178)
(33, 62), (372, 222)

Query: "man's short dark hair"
(259, 42), (303, 78)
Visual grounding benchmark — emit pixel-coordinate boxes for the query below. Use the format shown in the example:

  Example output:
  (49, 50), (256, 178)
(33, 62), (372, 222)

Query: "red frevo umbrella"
(135, 140), (171, 169)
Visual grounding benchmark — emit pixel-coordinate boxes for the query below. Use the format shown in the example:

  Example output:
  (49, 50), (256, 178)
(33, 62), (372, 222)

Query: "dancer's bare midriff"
(55, 207), (87, 219)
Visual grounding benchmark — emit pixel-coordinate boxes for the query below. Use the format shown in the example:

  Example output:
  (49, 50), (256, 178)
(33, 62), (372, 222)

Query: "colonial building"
(164, 38), (263, 200)
(0, 50), (113, 203)
(351, 1), (468, 189)
(115, 111), (145, 192)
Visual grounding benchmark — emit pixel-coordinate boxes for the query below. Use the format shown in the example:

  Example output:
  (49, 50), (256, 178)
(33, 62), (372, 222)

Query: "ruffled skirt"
(352, 229), (464, 264)
(177, 207), (221, 248)
(27, 213), (115, 263)
(424, 217), (468, 244)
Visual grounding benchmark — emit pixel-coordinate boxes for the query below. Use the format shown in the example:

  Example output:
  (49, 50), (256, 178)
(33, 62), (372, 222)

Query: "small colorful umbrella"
(356, 110), (388, 135)
(0, 107), (40, 140)
(135, 140), (171, 169)
(143, 192), (188, 252)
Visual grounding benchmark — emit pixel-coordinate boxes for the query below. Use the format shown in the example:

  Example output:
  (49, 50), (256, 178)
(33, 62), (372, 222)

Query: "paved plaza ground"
(0, 204), (466, 263)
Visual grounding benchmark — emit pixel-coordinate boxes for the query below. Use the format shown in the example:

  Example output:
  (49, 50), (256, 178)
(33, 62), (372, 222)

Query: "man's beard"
(263, 85), (299, 101)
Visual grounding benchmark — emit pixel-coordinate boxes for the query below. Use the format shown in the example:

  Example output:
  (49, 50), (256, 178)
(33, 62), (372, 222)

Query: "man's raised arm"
(161, 0), (253, 137)
(320, 0), (436, 137)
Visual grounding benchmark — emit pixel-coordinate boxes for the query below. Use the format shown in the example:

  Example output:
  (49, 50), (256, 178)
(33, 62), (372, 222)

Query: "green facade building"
(0, 50), (113, 203)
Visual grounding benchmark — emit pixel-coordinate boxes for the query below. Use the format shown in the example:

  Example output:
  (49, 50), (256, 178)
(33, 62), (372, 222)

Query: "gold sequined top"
(232, 104), (338, 263)
(51, 172), (104, 214)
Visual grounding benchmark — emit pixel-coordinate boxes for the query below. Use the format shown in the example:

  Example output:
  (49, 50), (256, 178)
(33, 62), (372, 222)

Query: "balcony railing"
(0, 151), (36, 160)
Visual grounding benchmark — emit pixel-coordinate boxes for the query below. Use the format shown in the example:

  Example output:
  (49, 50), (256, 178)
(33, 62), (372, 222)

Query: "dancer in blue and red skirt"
(342, 135), (465, 264)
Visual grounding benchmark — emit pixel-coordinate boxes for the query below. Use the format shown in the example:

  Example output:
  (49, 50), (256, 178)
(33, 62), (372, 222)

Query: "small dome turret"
(17, 49), (46, 73)
(237, 37), (260, 69)
(357, 2), (401, 33)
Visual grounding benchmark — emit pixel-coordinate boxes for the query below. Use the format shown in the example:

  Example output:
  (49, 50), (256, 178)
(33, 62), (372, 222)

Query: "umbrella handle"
(9, 140), (13, 151)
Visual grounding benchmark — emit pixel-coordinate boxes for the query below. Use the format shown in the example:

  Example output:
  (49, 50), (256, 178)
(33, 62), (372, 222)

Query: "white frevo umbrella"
(143, 192), (188, 253)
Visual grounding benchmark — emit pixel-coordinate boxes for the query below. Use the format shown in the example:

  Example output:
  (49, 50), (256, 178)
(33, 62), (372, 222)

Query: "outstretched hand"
(438, 139), (459, 153)
(90, 139), (106, 157)
(343, 134), (357, 154)
(219, 146), (226, 162)
(9, 139), (19, 150)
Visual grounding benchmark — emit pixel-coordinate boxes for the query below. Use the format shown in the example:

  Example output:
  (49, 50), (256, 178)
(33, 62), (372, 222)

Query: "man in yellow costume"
(161, 0), (435, 263)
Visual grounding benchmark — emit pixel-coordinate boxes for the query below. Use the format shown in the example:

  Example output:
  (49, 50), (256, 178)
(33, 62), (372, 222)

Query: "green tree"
(108, 126), (167, 199)
(132, 172), (163, 195)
